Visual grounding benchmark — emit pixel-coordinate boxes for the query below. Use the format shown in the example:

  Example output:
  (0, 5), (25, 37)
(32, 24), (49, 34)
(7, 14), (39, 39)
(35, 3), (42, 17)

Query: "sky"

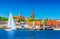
(0, 0), (60, 19)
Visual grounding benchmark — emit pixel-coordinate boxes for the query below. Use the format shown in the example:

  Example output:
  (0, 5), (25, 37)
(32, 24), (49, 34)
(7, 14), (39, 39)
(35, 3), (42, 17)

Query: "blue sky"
(0, 0), (60, 19)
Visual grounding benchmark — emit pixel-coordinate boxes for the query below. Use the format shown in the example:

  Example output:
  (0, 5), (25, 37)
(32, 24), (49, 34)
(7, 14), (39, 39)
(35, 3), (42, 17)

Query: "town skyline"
(0, 0), (60, 19)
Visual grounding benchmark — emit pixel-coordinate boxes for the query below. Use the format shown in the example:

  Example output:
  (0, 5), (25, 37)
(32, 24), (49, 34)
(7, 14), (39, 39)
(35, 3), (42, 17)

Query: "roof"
(13, 16), (21, 19)
(13, 16), (28, 22)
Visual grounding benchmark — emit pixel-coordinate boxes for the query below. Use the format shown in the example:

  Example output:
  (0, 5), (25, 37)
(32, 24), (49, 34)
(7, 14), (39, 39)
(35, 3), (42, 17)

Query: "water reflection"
(0, 30), (8, 39)
(0, 30), (60, 39)
(7, 31), (14, 39)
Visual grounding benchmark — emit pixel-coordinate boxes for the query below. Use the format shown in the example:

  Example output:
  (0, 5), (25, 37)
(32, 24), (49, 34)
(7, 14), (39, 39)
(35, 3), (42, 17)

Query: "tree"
(34, 19), (42, 21)
(2, 17), (5, 21)
(2, 17), (8, 21)
(0, 16), (2, 21)
(28, 18), (34, 21)
(20, 18), (26, 22)
(44, 18), (49, 26)
(35, 19), (37, 21)
(5, 17), (8, 21)
(38, 19), (42, 21)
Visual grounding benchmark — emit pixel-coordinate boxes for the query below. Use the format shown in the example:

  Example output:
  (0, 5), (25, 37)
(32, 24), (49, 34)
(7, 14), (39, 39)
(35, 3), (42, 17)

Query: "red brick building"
(46, 20), (60, 29)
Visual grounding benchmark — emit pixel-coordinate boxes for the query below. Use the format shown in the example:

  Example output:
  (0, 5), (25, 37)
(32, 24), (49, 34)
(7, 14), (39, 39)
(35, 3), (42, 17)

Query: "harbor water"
(0, 30), (60, 39)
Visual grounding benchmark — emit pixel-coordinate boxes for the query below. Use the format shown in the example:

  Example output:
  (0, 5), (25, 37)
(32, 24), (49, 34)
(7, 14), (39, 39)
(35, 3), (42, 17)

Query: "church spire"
(31, 8), (34, 18)
(18, 12), (21, 22)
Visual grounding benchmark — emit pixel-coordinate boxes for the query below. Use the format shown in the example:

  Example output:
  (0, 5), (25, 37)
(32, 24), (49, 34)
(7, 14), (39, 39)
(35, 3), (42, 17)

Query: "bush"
(2, 26), (7, 29)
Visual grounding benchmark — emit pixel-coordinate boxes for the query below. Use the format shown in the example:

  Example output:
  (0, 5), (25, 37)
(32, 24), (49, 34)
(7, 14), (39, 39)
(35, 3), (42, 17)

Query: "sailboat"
(6, 12), (16, 31)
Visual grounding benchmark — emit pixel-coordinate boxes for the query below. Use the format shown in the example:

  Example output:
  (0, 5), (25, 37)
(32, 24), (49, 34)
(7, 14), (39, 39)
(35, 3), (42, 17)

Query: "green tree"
(0, 16), (2, 21)
(20, 18), (26, 22)
(2, 17), (5, 21)
(28, 18), (34, 21)
(44, 18), (49, 26)
(0, 16), (8, 21)
(38, 19), (42, 21)
(5, 17), (8, 21)
(35, 19), (37, 21)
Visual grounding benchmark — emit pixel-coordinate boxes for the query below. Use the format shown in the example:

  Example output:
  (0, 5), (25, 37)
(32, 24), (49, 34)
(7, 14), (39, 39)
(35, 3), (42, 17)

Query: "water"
(0, 30), (60, 39)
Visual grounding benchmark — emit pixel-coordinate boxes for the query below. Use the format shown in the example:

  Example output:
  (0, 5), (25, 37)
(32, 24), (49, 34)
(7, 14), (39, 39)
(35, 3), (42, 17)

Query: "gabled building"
(46, 20), (60, 29)
(13, 13), (28, 22)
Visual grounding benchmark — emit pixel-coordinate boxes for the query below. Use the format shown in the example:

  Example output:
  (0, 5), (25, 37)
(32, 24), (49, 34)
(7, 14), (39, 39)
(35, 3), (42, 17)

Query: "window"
(58, 24), (60, 27)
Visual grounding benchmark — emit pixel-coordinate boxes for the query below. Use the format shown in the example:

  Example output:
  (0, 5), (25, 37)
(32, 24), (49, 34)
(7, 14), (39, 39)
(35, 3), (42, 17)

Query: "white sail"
(7, 12), (16, 30)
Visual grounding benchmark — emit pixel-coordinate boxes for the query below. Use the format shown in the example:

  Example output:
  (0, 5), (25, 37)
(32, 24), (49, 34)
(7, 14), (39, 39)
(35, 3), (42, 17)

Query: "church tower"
(18, 13), (21, 22)
(31, 8), (34, 18)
